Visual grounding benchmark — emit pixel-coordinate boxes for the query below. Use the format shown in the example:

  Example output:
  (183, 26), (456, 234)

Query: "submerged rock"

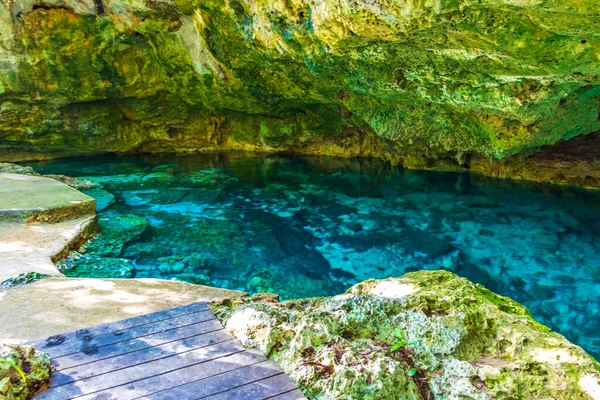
(0, 345), (51, 399)
(83, 188), (116, 212)
(213, 271), (600, 400)
(83, 213), (149, 257)
(57, 213), (147, 278)
(59, 255), (134, 278)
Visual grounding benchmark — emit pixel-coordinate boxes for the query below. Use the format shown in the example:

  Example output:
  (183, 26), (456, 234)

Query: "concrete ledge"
(0, 216), (97, 282)
(0, 173), (95, 223)
(0, 277), (244, 343)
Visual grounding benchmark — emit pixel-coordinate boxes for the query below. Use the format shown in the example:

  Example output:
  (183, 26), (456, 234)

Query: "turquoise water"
(29, 153), (600, 359)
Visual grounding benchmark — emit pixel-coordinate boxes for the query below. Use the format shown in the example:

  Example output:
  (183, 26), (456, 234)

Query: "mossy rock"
(0, 0), (599, 187)
(213, 270), (600, 400)
(0, 345), (51, 399)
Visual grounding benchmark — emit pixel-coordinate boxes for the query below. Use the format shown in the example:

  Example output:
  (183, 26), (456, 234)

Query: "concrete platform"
(0, 278), (245, 344)
(0, 216), (97, 282)
(0, 173), (95, 223)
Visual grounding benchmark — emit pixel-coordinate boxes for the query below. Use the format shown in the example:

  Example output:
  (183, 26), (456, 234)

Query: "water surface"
(30, 153), (600, 359)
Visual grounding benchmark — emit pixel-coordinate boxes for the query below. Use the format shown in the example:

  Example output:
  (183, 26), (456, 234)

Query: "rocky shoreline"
(213, 271), (600, 400)
(4, 270), (600, 399)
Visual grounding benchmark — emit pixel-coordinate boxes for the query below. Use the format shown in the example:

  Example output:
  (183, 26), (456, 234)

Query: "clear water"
(29, 153), (600, 359)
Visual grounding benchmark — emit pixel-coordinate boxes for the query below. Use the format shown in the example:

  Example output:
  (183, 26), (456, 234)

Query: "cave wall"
(0, 0), (599, 186)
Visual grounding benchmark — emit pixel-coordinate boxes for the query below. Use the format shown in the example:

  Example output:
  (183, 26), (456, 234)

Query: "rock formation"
(0, 0), (599, 187)
(213, 271), (600, 399)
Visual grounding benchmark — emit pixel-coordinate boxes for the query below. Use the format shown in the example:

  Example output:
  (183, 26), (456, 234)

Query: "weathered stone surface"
(0, 345), (51, 399)
(0, 216), (97, 282)
(0, 162), (98, 189)
(0, 277), (245, 343)
(0, 173), (96, 223)
(0, 1), (599, 187)
(213, 271), (600, 399)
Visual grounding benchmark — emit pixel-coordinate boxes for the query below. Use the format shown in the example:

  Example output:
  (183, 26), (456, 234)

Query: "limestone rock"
(0, 163), (97, 189)
(0, 173), (96, 223)
(213, 271), (600, 400)
(84, 188), (116, 212)
(0, 1), (599, 187)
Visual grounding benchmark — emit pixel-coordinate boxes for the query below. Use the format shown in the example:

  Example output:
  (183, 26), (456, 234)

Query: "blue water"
(29, 153), (600, 359)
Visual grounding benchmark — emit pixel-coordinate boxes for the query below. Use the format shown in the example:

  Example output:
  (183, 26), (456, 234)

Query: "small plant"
(0, 357), (27, 383)
(390, 328), (416, 352)
(408, 367), (418, 376)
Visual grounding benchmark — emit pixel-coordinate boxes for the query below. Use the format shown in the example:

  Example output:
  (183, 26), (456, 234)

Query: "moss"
(213, 271), (600, 399)
(1, 0), (600, 187)
(0, 345), (51, 399)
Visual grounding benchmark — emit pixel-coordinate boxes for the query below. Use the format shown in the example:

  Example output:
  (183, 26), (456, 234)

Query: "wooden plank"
(33, 302), (209, 349)
(42, 309), (216, 359)
(52, 319), (223, 371)
(143, 360), (284, 400)
(266, 389), (307, 400)
(51, 328), (233, 386)
(32, 303), (306, 400)
(76, 349), (267, 400)
(202, 373), (300, 400)
(36, 340), (246, 399)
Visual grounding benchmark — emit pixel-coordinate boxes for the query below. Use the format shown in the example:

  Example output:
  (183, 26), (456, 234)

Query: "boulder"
(213, 271), (600, 400)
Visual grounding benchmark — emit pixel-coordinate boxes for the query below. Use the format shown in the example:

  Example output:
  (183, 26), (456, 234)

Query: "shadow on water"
(28, 152), (600, 359)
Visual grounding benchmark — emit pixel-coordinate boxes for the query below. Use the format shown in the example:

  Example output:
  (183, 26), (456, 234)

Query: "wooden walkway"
(31, 302), (306, 400)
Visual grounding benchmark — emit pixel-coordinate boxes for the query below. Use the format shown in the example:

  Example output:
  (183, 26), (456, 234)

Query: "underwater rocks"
(83, 188), (115, 212)
(83, 213), (148, 257)
(213, 271), (600, 400)
(59, 213), (148, 278)
(60, 255), (134, 278)
(0, 345), (51, 399)
(1, 2), (600, 187)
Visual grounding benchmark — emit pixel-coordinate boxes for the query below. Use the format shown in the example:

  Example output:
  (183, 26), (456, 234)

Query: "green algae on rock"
(58, 212), (148, 278)
(0, 345), (51, 399)
(1, 0), (600, 187)
(1, 272), (49, 288)
(212, 271), (600, 400)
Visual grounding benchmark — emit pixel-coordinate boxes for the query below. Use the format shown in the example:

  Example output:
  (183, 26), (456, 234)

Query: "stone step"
(0, 173), (96, 223)
(0, 216), (97, 282)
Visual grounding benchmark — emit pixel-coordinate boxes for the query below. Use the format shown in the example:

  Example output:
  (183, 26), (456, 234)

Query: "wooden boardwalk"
(32, 302), (306, 400)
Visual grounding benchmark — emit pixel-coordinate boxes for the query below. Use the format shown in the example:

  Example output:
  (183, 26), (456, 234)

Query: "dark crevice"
(31, 3), (73, 12)
(93, 0), (105, 15)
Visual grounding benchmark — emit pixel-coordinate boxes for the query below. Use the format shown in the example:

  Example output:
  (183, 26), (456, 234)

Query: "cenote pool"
(29, 153), (600, 359)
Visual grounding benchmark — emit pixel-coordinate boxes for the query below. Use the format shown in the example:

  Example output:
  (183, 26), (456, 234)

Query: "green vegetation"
(0, 358), (26, 384)
(213, 270), (600, 399)
(390, 328), (413, 352)
(0, 0), (599, 187)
